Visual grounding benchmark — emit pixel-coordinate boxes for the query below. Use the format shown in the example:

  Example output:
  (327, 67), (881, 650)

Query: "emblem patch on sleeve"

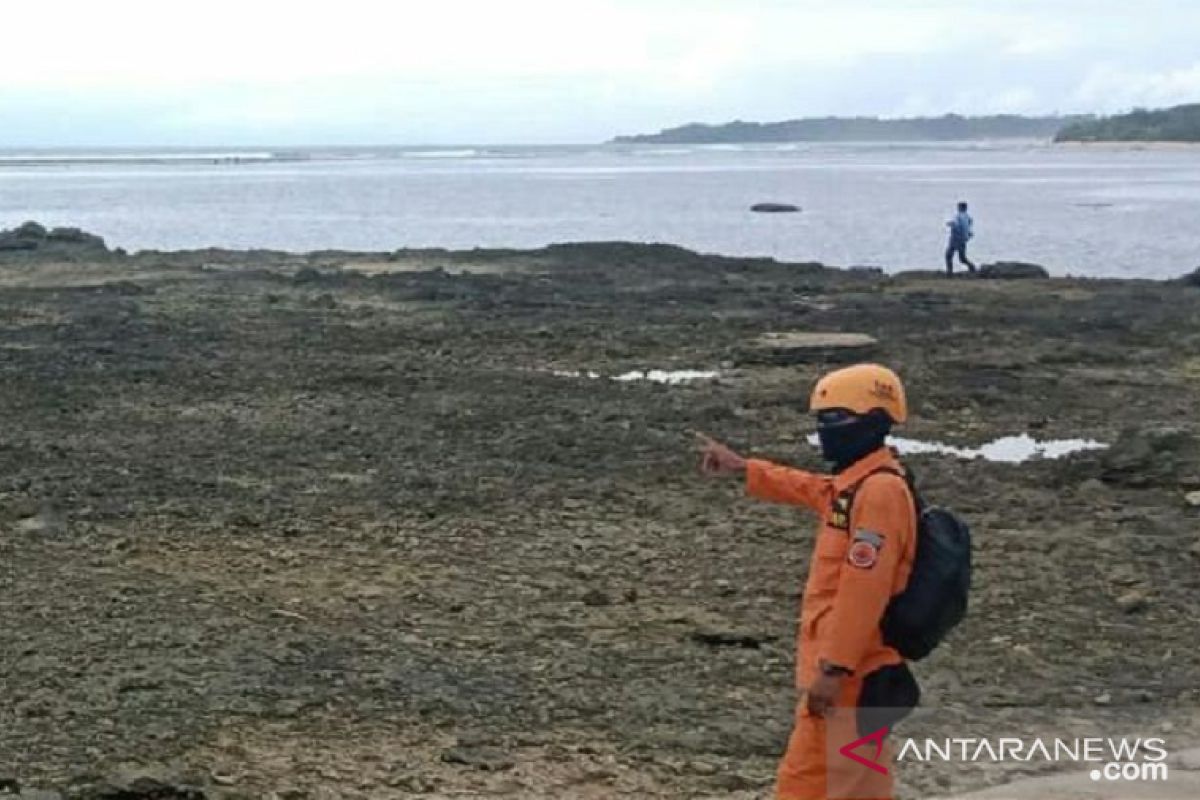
(847, 529), (884, 569)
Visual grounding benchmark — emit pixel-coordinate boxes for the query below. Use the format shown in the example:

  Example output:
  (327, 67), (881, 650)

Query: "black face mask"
(816, 411), (892, 471)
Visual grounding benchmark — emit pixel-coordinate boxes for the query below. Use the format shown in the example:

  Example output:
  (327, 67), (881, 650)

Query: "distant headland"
(1054, 104), (1200, 143)
(613, 105), (1200, 144)
(612, 114), (1089, 144)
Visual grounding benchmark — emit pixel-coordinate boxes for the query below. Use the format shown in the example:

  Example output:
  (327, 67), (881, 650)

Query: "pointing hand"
(696, 432), (747, 477)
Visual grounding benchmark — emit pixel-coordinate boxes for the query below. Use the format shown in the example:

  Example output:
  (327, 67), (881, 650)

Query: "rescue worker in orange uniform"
(699, 364), (917, 800)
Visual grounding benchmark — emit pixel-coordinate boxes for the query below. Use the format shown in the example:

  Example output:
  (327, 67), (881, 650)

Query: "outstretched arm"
(744, 459), (829, 513)
(696, 432), (829, 513)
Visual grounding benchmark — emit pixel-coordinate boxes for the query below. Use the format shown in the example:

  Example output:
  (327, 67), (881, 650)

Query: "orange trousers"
(776, 677), (893, 800)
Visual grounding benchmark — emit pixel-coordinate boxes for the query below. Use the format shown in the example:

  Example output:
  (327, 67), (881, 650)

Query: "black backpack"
(846, 467), (971, 661)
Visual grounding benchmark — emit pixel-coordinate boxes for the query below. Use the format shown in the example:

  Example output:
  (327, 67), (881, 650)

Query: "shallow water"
(1, 141), (1198, 278)
(807, 433), (1108, 463)
(891, 434), (1108, 463)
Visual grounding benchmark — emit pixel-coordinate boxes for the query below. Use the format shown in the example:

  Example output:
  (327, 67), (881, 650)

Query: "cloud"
(0, 0), (976, 92)
(2, 1), (1200, 144)
(1071, 62), (1200, 112)
(1001, 29), (1078, 57)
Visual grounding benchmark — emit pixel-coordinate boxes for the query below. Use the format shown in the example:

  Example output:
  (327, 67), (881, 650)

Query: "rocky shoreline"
(2, 225), (1199, 798)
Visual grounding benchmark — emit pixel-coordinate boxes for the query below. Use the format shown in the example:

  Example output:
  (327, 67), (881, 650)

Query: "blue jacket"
(948, 211), (973, 243)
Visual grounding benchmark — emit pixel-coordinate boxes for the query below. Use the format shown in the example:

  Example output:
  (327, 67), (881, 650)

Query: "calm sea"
(1, 142), (1198, 278)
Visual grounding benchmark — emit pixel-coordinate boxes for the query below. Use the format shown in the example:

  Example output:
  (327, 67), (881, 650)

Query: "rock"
(979, 261), (1050, 280)
(0, 495), (41, 521)
(743, 331), (877, 365)
(750, 203), (800, 213)
(309, 293), (336, 310)
(756, 331), (876, 349)
(687, 760), (718, 775)
(0, 236), (39, 252)
(581, 588), (612, 607)
(440, 746), (515, 771)
(0, 778), (20, 794)
(706, 772), (766, 791)
(1116, 591), (1149, 614)
(1178, 266), (1200, 287)
(453, 731), (499, 748)
(0, 222), (43, 251)
(580, 768), (617, 784)
(13, 220), (46, 237)
(1101, 427), (1200, 488)
(0, 221), (108, 254)
(1175, 748), (1200, 770)
(46, 227), (107, 249)
(209, 769), (238, 786)
(894, 269), (953, 279)
(1106, 563), (1140, 587)
(16, 510), (66, 536)
(105, 280), (148, 296)
(1186, 491), (1200, 507)
(387, 775), (435, 793)
(19, 791), (64, 800)
(690, 627), (772, 649)
(79, 764), (207, 799)
(1094, 692), (1112, 706)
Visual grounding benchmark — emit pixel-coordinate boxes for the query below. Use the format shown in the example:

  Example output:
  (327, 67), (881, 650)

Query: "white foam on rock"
(806, 433), (1108, 464)
(551, 369), (602, 380)
(551, 369), (718, 384)
(614, 369), (719, 384)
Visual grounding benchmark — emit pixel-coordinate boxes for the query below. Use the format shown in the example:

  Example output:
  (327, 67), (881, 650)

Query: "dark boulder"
(1101, 427), (1200, 488)
(0, 221), (108, 255)
(441, 745), (515, 771)
(979, 261), (1050, 280)
(71, 767), (207, 800)
(690, 627), (775, 649)
(750, 202), (800, 213)
(13, 220), (47, 238)
(0, 220), (46, 250)
(293, 266), (323, 284)
(46, 226), (106, 248)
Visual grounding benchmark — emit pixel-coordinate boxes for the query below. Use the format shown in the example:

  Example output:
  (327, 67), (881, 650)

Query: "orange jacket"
(746, 447), (916, 687)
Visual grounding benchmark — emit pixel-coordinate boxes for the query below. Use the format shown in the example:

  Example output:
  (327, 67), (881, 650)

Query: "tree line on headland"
(1053, 104), (1200, 143)
(613, 104), (1200, 144)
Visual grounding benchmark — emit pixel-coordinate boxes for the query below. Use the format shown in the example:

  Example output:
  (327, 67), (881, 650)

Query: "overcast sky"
(3, 0), (1199, 147)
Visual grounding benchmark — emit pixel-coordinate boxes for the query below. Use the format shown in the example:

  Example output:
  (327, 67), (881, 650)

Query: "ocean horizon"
(2, 140), (1197, 278)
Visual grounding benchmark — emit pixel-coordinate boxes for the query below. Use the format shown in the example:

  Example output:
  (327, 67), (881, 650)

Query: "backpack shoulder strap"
(837, 464), (923, 522)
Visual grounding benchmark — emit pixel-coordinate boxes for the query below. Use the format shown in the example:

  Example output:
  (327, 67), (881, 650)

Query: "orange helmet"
(809, 363), (908, 424)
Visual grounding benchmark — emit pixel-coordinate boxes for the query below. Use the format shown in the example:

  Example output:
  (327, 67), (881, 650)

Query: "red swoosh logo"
(839, 726), (890, 776)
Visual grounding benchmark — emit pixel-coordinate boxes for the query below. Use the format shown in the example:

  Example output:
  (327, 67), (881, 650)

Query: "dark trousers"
(945, 239), (976, 274)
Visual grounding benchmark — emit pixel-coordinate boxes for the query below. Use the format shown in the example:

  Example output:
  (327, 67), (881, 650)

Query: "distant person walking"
(944, 201), (976, 275)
